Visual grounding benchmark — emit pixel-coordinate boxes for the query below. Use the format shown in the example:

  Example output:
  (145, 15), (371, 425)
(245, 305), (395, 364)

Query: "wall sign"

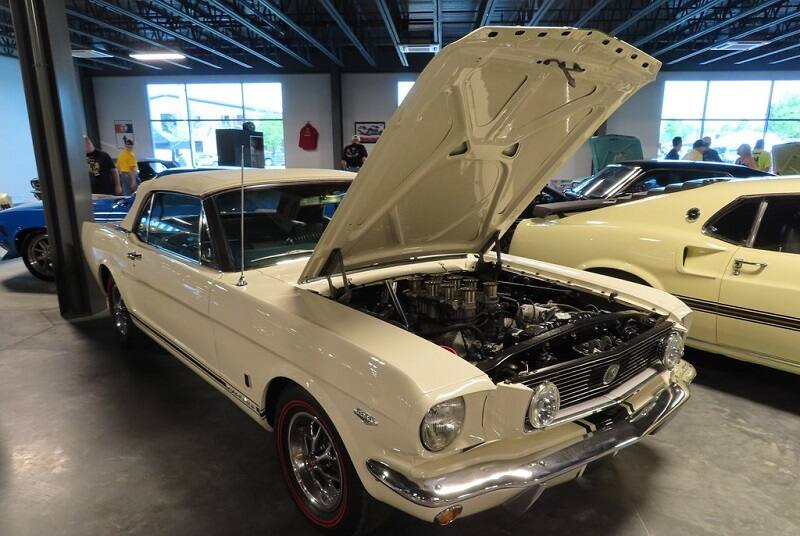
(354, 122), (384, 144)
(114, 120), (135, 148)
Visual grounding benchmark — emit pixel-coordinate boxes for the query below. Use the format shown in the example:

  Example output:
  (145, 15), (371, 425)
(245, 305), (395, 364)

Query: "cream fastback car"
(83, 28), (695, 533)
(511, 178), (800, 375)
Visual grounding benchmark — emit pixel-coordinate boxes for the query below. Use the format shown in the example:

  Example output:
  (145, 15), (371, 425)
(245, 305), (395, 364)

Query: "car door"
(663, 196), (763, 346)
(716, 195), (800, 370)
(127, 191), (221, 370)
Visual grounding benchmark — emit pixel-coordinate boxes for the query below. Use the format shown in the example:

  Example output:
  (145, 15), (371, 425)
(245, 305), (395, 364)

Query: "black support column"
(10, 0), (104, 317)
(330, 69), (343, 169)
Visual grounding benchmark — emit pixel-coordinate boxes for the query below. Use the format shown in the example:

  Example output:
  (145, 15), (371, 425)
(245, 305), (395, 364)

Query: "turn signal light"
(434, 504), (463, 525)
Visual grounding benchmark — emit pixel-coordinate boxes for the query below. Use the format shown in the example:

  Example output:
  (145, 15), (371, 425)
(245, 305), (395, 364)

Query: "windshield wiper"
(251, 249), (314, 263)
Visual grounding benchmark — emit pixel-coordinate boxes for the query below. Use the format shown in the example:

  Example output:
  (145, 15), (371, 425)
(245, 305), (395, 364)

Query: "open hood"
(300, 26), (660, 283)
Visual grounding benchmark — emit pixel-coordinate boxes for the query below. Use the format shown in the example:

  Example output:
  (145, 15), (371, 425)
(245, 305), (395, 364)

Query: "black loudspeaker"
(216, 128), (265, 168)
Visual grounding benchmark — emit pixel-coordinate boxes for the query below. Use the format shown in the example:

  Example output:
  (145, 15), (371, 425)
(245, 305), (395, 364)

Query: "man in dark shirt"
(702, 136), (723, 162)
(85, 136), (122, 195)
(340, 135), (369, 171)
(665, 136), (682, 160)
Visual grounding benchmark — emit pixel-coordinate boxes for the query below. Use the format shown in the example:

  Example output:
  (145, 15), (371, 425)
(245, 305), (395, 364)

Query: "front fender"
(579, 259), (665, 290)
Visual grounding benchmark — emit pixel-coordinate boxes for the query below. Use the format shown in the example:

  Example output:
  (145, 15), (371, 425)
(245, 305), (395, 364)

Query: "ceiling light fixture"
(129, 52), (186, 61)
(71, 49), (114, 59)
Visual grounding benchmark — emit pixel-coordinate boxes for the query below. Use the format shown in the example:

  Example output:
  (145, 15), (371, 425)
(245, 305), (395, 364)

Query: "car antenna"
(236, 145), (247, 287)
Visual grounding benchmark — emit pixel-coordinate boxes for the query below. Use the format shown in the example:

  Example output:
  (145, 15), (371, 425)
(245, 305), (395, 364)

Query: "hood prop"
(321, 248), (351, 301)
(477, 231), (502, 278)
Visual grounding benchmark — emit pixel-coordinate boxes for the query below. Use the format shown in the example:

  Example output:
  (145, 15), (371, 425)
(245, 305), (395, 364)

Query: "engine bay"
(340, 264), (665, 384)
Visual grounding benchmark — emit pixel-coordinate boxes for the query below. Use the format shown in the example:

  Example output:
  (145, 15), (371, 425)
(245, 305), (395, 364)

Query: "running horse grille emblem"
(603, 363), (621, 385)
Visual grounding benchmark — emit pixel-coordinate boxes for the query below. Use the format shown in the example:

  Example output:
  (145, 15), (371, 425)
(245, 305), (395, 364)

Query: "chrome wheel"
(110, 285), (129, 337)
(24, 233), (54, 280)
(286, 411), (343, 513)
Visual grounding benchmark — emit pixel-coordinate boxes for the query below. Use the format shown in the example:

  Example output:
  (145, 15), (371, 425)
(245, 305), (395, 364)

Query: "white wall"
(0, 57), (37, 203)
(93, 73), (334, 169)
(341, 73), (417, 146)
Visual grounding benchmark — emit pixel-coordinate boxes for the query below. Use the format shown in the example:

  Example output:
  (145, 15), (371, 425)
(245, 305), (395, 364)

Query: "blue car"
(0, 195), (134, 280)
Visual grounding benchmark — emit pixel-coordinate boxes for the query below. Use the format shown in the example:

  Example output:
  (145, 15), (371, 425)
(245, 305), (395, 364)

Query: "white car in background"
(82, 27), (694, 533)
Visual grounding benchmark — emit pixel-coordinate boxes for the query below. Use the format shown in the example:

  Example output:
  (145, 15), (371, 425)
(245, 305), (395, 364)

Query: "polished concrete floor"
(0, 258), (798, 536)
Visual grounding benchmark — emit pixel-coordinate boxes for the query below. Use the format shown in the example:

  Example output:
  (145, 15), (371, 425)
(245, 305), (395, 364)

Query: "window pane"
(248, 120), (285, 167)
(769, 81), (800, 119)
(151, 121), (192, 167)
(398, 81), (414, 106)
(659, 120), (701, 157)
(661, 81), (706, 119)
(136, 196), (152, 243)
(187, 83), (243, 121)
(765, 120), (800, 151)
(190, 120), (243, 167)
(147, 193), (202, 261)
(147, 84), (187, 121)
(705, 81), (771, 119)
(753, 196), (800, 254)
(706, 198), (761, 245)
(243, 83), (283, 119)
(215, 183), (351, 270)
(702, 120), (766, 163)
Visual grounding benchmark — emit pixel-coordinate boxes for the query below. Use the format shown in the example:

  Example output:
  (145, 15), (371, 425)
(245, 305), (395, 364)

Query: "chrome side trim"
(366, 380), (689, 508)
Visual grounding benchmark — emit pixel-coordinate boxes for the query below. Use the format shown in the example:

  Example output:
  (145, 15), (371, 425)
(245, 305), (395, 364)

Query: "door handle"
(127, 251), (142, 260)
(732, 258), (767, 276)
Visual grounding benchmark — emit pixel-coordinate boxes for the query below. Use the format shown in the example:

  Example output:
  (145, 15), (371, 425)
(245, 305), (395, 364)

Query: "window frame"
(746, 193), (800, 254)
(702, 195), (766, 247)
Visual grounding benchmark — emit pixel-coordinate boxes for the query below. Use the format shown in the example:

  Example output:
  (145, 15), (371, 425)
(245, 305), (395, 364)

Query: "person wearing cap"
(702, 136), (722, 162)
(85, 136), (122, 195)
(116, 138), (139, 195)
(665, 136), (682, 160)
(753, 139), (772, 172)
(340, 135), (369, 171)
(682, 139), (707, 161)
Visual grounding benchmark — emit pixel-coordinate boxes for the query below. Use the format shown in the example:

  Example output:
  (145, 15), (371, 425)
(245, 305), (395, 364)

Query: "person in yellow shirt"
(681, 139), (707, 161)
(753, 139), (772, 172)
(116, 138), (139, 194)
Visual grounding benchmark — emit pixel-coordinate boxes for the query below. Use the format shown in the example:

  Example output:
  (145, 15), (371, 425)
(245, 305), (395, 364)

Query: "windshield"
(214, 182), (350, 270)
(567, 165), (637, 199)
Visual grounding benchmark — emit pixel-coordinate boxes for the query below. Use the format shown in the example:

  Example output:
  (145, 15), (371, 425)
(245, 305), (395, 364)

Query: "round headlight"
(661, 331), (684, 370)
(528, 381), (561, 429)
(420, 397), (465, 452)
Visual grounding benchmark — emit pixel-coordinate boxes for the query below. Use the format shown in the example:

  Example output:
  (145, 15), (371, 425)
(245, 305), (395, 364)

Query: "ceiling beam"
(652, 0), (784, 57)
(479, 0), (497, 27)
(89, 0), (252, 69)
(204, 0), (311, 67)
(770, 52), (800, 65)
(702, 25), (800, 66)
(67, 25), (190, 70)
(433, 0), (442, 44)
(252, 0), (342, 66)
(574, 0), (612, 28)
(673, 9), (800, 64)
(375, 0), (408, 67)
(318, 0), (376, 66)
(609, 0), (668, 36)
(735, 33), (800, 65)
(528, 0), (558, 26)
(66, 8), (210, 69)
(634, 0), (726, 48)
(147, 0), (281, 67)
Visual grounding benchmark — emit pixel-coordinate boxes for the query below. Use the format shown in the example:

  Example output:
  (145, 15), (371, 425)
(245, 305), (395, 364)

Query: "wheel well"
(14, 227), (46, 252)
(263, 377), (300, 426)
(586, 267), (651, 287)
(99, 265), (112, 295)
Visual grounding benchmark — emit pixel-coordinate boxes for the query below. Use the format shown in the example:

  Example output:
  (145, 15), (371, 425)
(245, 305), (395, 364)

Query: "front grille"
(517, 327), (668, 408)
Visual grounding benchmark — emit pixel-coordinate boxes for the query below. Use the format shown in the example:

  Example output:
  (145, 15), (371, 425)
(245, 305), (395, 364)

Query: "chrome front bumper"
(366, 380), (690, 509)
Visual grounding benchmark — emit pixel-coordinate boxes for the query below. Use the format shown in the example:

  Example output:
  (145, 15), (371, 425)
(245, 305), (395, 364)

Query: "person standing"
(85, 136), (121, 195)
(116, 138), (139, 195)
(682, 139), (707, 161)
(753, 139), (772, 172)
(702, 136), (722, 162)
(736, 144), (757, 169)
(340, 135), (368, 171)
(665, 137), (682, 160)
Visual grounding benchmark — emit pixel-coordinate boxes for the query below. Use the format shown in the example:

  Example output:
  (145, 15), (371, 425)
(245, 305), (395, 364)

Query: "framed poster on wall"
(114, 120), (134, 148)
(354, 122), (384, 144)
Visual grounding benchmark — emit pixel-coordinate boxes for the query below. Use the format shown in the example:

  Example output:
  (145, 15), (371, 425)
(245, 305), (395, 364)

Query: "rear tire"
(21, 231), (55, 281)
(275, 386), (388, 535)
(106, 276), (142, 346)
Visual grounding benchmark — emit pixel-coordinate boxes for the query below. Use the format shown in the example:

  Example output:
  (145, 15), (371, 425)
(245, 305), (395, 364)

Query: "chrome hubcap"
(286, 411), (342, 513)
(27, 234), (53, 277)
(111, 287), (128, 336)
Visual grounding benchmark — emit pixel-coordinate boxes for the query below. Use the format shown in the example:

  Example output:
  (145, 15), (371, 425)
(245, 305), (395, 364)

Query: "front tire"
(106, 276), (142, 346)
(21, 231), (55, 281)
(275, 387), (387, 535)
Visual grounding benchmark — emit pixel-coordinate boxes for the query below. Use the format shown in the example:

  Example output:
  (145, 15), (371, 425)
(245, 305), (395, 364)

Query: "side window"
(705, 197), (762, 245)
(144, 192), (203, 261)
(753, 196), (800, 254)
(200, 209), (215, 265)
(135, 195), (153, 243)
